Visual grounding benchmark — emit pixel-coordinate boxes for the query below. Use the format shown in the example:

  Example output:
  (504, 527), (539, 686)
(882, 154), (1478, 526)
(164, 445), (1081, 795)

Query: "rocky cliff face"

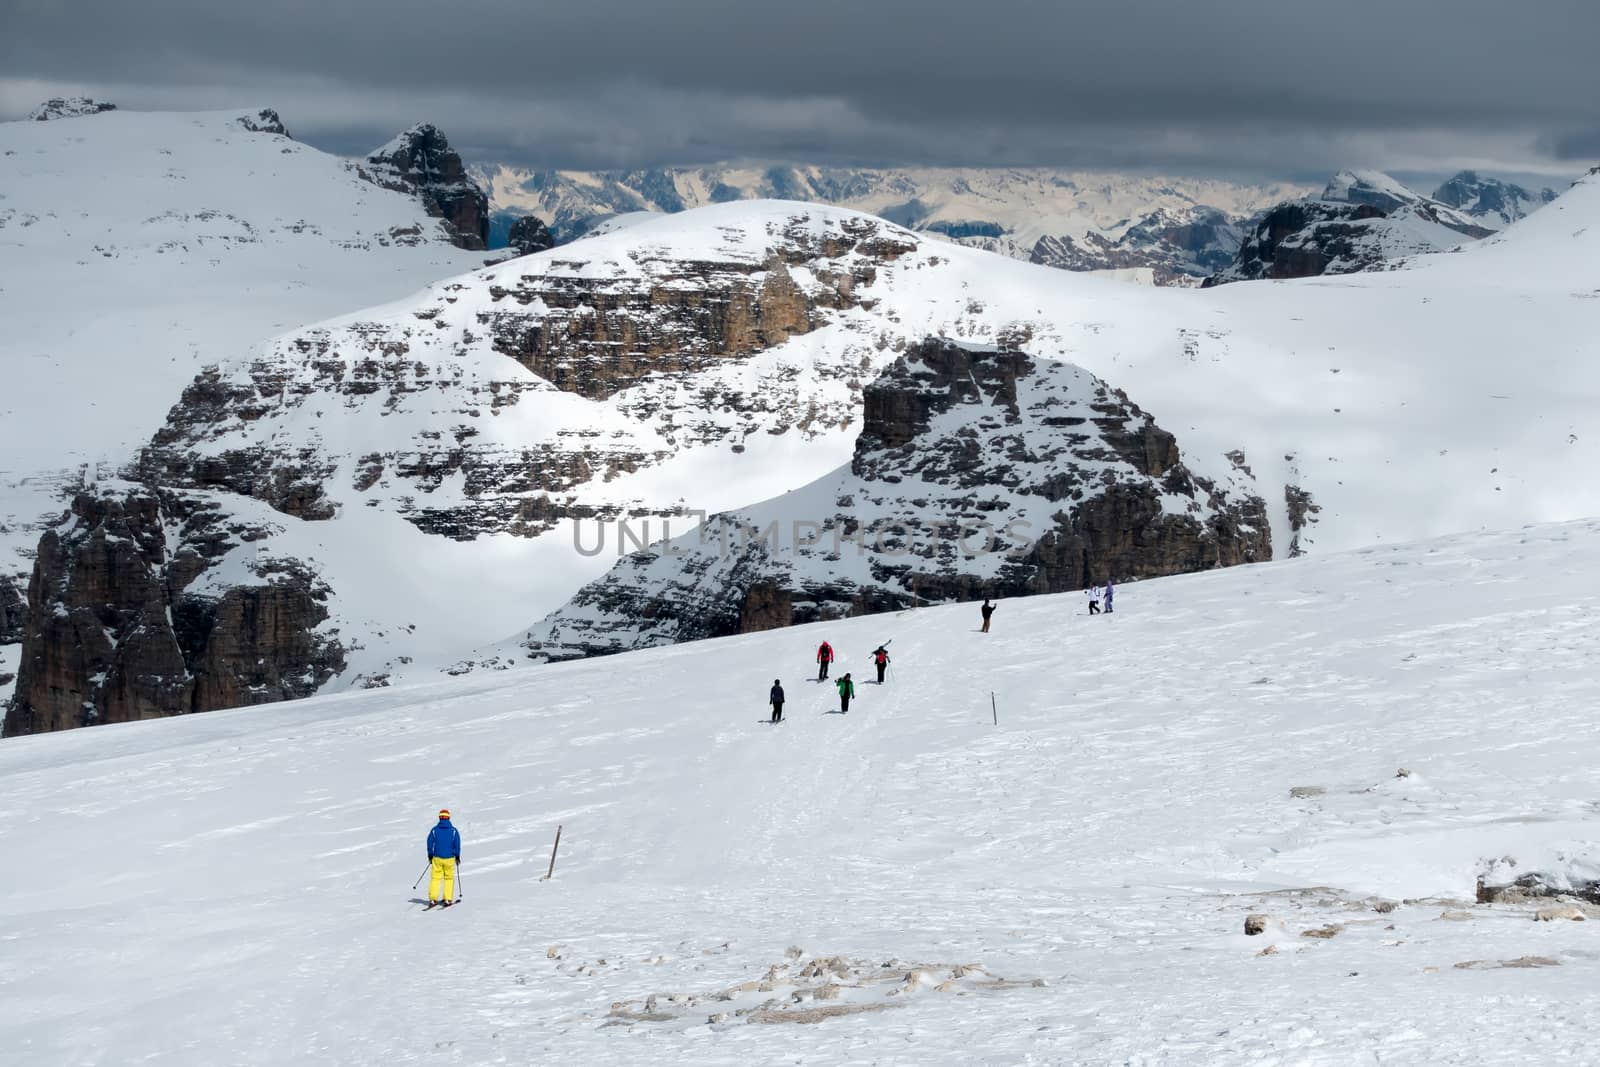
(362, 125), (490, 250)
(522, 337), (1270, 659)
(0, 575), (25, 644)
(1205, 201), (1391, 284)
(2, 486), (344, 736)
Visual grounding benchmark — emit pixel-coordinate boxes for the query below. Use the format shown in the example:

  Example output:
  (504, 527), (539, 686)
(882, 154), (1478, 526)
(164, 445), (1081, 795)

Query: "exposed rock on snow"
(1476, 860), (1600, 905)
(600, 951), (1036, 1030)
(361, 124), (490, 250)
(27, 97), (116, 121)
(507, 215), (555, 256)
(3, 486), (344, 736)
(1454, 956), (1561, 969)
(522, 337), (1269, 659)
(1244, 914), (1269, 935)
(236, 108), (289, 137)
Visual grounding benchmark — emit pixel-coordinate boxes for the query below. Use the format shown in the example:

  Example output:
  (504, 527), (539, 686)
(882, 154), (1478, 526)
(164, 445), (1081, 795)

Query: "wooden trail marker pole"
(991, 691), (997, 726)
(542, 824), (563, 881)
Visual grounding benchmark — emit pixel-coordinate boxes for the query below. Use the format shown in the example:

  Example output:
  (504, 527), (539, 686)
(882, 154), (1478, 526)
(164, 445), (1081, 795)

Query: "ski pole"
(413, 865), (430, 890)
(456, 864), (463, 902)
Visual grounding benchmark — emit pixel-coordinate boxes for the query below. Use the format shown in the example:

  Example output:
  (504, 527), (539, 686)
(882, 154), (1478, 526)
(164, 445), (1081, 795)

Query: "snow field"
(5, 521), (1600, 1062)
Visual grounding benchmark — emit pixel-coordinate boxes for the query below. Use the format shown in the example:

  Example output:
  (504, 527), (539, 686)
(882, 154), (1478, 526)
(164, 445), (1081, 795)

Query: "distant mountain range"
(474, 164), (1309, 285)
(475, 162), (1559, 286)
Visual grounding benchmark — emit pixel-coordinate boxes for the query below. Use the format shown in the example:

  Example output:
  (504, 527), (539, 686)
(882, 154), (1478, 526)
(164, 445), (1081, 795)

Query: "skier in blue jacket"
(426, 809), (462, 906)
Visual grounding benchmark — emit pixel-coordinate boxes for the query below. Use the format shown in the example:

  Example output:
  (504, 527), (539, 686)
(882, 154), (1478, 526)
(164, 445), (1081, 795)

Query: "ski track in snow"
(5, 522), (1600, 1062)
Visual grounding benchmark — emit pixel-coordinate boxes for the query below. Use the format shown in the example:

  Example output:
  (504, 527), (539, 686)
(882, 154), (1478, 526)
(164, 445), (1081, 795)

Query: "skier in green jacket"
(836, 672), (855, 714)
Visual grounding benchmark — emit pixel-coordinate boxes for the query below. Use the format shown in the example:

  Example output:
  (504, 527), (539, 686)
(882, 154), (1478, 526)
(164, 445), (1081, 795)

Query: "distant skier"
(1104, 580), (1115, 614)
(836, 672), (855, 713)
(871, 645), (890, 684)
(426, 809), (461, 907)
(817, 640), (835, 681)
(770, 679), (785, 724)
(1087, 586), (1101, 615)
(980, 598), (996, 633)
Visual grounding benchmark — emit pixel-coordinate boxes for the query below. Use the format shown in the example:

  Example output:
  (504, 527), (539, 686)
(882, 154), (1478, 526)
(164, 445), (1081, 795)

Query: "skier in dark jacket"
(1104, 580), (1115, 614)
(426, 809), (462, 906)
(816, 640), (834, 681)
(770, 680), (785, 723)
(980, 598), (996, 633)
(836, 673), (855, 713)
(871, 646), (890, 684)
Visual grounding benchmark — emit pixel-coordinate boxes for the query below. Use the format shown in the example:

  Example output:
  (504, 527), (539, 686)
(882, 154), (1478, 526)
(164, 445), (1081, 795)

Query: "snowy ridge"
(6, 521), (1600, 1060)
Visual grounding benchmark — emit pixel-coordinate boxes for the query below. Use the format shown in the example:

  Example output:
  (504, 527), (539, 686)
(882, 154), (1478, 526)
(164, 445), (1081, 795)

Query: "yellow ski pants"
(428, 856), (457, 902)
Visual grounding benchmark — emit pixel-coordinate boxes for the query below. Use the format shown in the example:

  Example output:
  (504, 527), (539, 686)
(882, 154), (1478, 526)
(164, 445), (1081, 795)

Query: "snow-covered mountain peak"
(1431, 169), (1558, 229)
(24, 96), (117, 121)
(1321, 169), (1421, 213)
(360, 123), (490, 250)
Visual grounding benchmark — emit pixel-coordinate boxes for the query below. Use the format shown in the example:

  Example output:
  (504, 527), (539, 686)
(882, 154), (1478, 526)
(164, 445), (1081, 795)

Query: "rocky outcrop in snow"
(361, 124), (490, 250)
(236, 108), (290, 137)
(2, 486), (344, 736)
(28, 97), (117, 121)
(507, 215), (555, 256)
(522, 337), (1270, 659)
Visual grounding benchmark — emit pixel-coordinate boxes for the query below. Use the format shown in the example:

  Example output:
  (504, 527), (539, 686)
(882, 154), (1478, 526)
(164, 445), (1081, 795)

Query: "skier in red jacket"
(871, 645), (890, 684)
(816, 640), (834, 681)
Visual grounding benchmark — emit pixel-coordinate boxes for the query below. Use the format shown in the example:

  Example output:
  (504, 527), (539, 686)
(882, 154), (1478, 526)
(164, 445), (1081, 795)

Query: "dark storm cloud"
(2, 0), (1595, 177)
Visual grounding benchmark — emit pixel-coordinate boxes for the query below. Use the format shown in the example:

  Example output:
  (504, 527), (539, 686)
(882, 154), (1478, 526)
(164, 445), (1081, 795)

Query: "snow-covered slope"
(479, 163), (1308, 284)
(6, 521), (1600, 1062)
(0, 107), (484, 465)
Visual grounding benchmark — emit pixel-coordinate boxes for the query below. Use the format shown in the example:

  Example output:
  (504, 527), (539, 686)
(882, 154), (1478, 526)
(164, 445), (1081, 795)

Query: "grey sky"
(2, 0), (1595, 183)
